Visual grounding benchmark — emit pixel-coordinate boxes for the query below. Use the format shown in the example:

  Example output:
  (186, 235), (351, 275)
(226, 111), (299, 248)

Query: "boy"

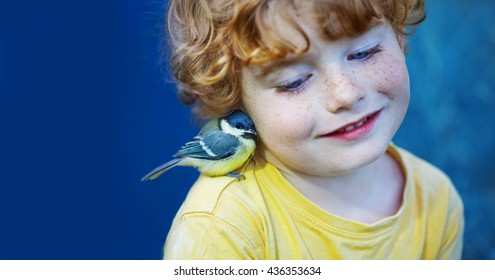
(162, 0), (464, 259)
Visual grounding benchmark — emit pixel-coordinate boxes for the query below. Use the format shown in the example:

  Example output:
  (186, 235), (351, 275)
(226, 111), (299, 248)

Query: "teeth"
(344, 125), (355, 131)
(338, 117), (369, 133)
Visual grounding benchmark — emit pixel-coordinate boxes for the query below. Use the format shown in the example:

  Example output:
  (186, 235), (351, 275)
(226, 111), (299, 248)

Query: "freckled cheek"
(253, 104), (314, 147)
(373, 58), (410, 97)
(242, 87), (315, 147)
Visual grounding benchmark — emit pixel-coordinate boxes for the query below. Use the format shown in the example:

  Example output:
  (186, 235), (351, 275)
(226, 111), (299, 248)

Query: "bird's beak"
(243, 129), (257, 140)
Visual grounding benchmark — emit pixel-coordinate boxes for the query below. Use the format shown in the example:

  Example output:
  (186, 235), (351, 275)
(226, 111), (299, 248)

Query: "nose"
(322, 68), (365, 113)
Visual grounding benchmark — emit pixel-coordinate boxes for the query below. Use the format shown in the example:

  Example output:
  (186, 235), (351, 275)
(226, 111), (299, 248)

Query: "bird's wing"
(174, 131), (239, 160)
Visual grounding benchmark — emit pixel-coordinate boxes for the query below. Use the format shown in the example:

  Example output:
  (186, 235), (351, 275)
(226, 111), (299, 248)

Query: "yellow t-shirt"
(163, 145), (464, 259)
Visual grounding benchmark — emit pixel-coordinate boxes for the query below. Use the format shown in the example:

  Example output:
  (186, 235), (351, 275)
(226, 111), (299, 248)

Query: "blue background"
(1, 0), (494, 259)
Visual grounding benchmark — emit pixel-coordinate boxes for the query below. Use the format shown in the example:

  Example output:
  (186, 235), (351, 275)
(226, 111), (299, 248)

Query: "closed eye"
(276, 74), (313, 94)
(347, 44), (382, 61)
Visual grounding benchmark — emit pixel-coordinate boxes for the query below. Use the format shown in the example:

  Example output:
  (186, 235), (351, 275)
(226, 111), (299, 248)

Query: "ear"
(397, 33), (406, 51)
(396, 26), (407, 52)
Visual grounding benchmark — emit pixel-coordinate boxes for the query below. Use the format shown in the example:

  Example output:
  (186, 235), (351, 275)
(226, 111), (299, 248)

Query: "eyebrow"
(367, 18), (385, 30)
(252, 55), (306, 78)
(253, 62), (280, 78)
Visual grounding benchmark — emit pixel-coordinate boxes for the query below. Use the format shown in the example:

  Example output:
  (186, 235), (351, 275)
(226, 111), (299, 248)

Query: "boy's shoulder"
(175, 168), (263, 218)
(165, 169), (267, 259)
(393, 145), (453, 187)
(392, 145), (463, 210)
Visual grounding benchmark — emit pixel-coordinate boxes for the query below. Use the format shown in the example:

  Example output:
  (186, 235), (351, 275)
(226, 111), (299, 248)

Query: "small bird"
(142, 110), (257, 181)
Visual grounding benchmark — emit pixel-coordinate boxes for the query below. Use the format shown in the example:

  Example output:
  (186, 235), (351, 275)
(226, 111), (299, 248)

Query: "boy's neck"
(264, 148), (405, 225)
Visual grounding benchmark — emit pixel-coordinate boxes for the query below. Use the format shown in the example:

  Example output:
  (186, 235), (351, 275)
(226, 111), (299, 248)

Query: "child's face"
(241, 16), (409, 176)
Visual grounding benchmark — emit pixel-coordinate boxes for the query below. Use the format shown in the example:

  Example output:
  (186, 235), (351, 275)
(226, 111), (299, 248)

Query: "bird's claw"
(226, 172), (246, 181)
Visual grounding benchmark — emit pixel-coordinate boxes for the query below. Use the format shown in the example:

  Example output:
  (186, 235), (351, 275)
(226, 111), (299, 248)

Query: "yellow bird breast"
(197, 138), (256, 177)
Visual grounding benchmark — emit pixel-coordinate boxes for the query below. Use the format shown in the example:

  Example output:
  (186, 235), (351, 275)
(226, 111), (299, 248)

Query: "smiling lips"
(321, 110), (382, 141)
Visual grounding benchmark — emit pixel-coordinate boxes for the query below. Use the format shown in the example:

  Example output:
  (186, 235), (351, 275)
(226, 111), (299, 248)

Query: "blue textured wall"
(1, 0), (493, 259)
(397, 0), (495, 259)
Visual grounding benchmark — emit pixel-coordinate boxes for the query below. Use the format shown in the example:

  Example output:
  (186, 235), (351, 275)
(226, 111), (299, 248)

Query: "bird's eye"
(235, 124), (242, 129)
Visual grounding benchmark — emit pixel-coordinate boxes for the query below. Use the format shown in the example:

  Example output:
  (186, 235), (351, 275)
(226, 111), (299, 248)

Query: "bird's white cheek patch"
(220, 119), (243, 137)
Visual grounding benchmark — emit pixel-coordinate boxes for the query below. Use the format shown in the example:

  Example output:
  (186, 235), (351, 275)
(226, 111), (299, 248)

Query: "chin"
(314, 141), (390, 176)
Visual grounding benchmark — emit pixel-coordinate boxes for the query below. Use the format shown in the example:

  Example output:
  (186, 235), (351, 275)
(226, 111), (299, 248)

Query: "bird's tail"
(141, 158), (181, 181)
